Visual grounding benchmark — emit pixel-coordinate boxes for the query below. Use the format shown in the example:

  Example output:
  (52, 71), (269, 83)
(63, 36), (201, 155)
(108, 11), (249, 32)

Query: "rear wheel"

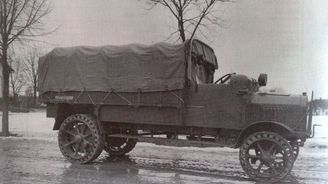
(104, 130), (137, 156)
(239, 131), (294, 181)
(58, 114), (104, 164)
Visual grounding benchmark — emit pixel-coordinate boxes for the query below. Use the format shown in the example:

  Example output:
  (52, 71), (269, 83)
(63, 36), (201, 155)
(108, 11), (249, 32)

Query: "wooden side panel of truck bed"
(42, 83), (247, 130)
(100, 84), (246, 130)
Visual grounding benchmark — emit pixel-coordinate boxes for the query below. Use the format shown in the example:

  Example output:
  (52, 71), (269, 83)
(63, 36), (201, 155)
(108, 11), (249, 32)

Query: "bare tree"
(147, 0), (230, 42)
(9, 54), (26, 99)
(0, 0), (51, 136)
(22, 48), (39, 106)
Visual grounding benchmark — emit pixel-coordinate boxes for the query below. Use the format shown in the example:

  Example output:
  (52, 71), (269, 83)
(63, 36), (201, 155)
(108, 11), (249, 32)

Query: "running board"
(107, 134), (234, 148)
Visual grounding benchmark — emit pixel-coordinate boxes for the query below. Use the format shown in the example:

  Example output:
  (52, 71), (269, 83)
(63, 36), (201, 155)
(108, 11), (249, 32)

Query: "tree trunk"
(178, 21), (186, 42)
(2, 46), (10, 136)
(178, 9), (186, 42)
(33, 76), (37, 106)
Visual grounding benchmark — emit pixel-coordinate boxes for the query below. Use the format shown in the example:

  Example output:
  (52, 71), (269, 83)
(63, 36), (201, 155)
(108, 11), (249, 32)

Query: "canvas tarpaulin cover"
(38, 42), (187, 94)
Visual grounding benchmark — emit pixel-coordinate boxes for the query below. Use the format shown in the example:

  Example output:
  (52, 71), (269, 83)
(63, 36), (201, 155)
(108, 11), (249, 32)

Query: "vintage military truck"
(38, 39), (313, 181)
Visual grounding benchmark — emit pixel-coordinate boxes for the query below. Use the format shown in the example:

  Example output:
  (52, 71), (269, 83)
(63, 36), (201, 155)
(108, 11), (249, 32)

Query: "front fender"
(235, 121), (295, 148)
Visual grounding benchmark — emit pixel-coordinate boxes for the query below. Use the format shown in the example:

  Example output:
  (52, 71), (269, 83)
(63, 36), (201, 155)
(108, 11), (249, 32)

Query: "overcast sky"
(41, 0), (328, 98)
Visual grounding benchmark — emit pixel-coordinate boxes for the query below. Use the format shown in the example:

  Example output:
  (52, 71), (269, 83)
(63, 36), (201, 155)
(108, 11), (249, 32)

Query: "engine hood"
(251, 92), (307, 107)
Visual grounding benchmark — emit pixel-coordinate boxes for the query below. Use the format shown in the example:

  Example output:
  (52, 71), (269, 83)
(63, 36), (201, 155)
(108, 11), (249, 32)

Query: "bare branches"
(21, 48), (41, 104)
(8, 0), (51, 45)
(22, 48), (38, 81)
(0, 0), (51, 136)
(8, 52), (27, 97)
(189, 0), (215, 40)
(163, 29), (180, 42)
(0, 0), (51, 47)
(147, 0), (230, 42)
(0, 0), (50, 79)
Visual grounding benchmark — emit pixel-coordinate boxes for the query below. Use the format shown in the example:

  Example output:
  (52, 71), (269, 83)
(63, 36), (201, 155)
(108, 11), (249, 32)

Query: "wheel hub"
(261, 152), (273, 163)
(74, 134), (83, 143)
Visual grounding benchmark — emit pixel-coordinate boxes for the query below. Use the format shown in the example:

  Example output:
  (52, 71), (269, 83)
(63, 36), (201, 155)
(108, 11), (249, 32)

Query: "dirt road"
(0, 137), (327, 184)
(0, 112), (328, 184)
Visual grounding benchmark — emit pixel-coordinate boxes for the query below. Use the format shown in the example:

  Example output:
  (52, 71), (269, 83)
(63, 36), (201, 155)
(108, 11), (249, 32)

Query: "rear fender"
(51, 104), (95, 130)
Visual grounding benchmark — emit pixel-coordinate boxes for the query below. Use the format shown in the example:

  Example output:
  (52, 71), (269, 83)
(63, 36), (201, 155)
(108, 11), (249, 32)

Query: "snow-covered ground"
(0, 109), (55, 139)
(303, 116), (328, 151)
(0, 110), (327, 184)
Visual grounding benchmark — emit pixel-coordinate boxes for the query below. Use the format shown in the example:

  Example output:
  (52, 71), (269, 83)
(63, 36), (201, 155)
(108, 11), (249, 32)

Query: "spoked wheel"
(58, 114), (104, 164)
(104, 130), (137, 156)
(239, 131), (294, 181)
(289, 141), (300, 161)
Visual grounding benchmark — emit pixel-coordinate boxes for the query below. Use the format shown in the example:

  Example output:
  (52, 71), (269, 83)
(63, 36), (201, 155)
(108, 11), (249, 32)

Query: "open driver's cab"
(188, 39), (218, 84)
(188, 39), (267, 94)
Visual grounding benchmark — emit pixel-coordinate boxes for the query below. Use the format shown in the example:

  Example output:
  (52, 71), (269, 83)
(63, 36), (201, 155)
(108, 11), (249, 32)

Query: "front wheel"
(58, 114), (104, 164)
(239, 131), (294, 181)
(289, 141), (300, 161)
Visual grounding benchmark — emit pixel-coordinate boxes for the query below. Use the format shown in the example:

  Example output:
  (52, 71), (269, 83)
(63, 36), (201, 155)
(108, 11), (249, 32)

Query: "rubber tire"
(58, 114), (104, 164)
(290, 141), (300, 161)
(239, 131), (294, 181)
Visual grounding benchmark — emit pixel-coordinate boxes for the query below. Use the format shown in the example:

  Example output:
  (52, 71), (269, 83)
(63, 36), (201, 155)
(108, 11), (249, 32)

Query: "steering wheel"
(214, 73), (236, 84)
